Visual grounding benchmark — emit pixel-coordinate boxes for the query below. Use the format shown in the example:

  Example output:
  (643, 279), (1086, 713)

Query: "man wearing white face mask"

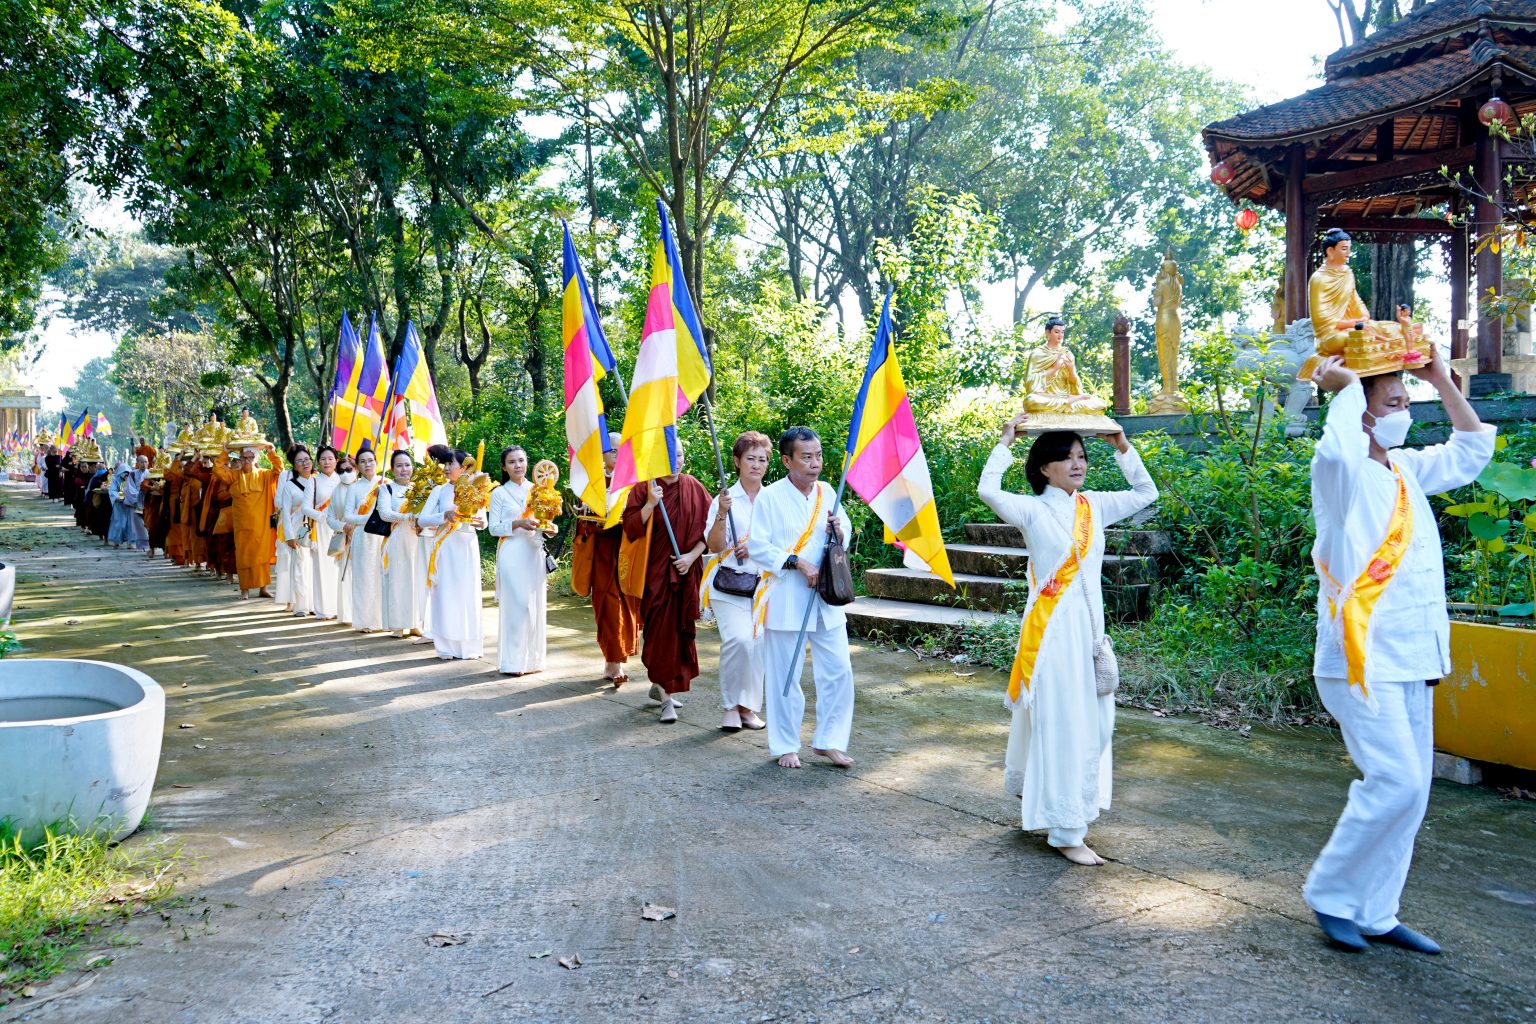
(1306, 345), (1494, 956)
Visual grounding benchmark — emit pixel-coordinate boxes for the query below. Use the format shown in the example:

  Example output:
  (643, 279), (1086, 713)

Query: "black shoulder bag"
(363, 482), (391, 537)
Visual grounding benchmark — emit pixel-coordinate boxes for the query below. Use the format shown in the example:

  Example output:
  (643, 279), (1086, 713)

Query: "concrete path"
(4, 484), (1534, 1023)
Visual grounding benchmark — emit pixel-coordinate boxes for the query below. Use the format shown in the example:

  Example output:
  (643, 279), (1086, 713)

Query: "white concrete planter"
(0, 659), (165, 840)
(0, 561), (14, 626)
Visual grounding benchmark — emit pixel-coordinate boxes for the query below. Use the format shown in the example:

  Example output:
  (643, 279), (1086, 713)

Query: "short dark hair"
(1322, 227), (1352, 253)
(1024, 430), (1085, 495)
(314, 445), (338, 464)
(427, 443), (467, 467)
(286, 443), (311, 467)
(389, 449), (413, 469)
(778, 426), (820, 458)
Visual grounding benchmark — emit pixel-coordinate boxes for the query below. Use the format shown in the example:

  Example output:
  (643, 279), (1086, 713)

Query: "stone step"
(844, 597), (1011, 643)
(945, 543), (1030, 579)
(946, 543), (1160, 583)
(865, 567), (1158, 620)
(961, 522), (1172, 558)
(865, 568), (1017, 612)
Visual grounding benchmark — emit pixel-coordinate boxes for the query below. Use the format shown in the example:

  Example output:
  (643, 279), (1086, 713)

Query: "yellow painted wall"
(1436, 621), (1536, 770)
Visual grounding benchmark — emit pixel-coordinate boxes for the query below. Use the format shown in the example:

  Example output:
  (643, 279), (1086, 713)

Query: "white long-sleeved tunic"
(977, 442), (1158, 833)
(1310, 382), (1495, 688)
(745, 477), (853, 633)
(304, 471), (344, 619)
(487, 479), (547, 673)
(279, 474), (315, 615)
(417, 482), (483, 659)
(377, 480), (424, 633)
(341, 474), (386, 630)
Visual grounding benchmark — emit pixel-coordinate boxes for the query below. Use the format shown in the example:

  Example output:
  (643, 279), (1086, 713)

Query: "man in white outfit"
(1306, 347), (1494, 954)
(747, 427), (855, 769)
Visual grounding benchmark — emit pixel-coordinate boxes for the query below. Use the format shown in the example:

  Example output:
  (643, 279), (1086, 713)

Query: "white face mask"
(339, 470), (358, 484)
(1366, 409), (1412, 449)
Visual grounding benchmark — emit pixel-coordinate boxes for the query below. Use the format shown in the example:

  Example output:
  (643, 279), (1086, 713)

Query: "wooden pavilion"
(1203, 0), (1536, 396)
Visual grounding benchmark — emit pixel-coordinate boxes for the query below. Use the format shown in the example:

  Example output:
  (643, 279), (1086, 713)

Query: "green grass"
(0, 821), (179, 1001)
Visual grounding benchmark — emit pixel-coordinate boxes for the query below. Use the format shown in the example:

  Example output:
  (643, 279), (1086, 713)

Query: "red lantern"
(1235, 208), (1259, 232)
(1479, 96), (1514, 127)
(1210, 160), (1235, 187)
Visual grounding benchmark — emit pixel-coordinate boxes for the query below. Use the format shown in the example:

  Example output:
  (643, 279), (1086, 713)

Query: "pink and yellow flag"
(562, 222), (618, 515)
(606, 201), (713, 522)
(844, 291), (953, 586)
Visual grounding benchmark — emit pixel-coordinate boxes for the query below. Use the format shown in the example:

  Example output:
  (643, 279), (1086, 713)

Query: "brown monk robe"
(141, 476), (168, 556)
(218, 448), (279, 595)
(163, 460), (187, 564)
(180, 460), (209, 569)
(621, 474), (711, 696)
(572, 502), (642, 678)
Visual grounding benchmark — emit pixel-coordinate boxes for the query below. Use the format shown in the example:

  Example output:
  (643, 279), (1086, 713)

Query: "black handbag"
(711, 504), (759, 598)
(816, 528), (855, 606)
(359, 484), (390, 537)
(713, 564), (760, 598)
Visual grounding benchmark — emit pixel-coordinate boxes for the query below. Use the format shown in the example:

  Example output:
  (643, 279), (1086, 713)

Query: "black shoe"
(1367, 924), (1441, 955)
(1315, 911), (1367, 952)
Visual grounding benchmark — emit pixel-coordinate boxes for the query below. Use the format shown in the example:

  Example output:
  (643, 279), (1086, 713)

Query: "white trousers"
(713, 595), (764, 712)
(1304, 677), (1434, 935)
(763, 623), (854, 756)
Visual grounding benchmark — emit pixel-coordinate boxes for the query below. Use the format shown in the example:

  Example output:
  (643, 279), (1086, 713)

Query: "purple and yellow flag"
(844, 291), (953, 586)
(385, 323), (447, 462)
(328, 311), (363, 449)
(335, 314), (390, 457)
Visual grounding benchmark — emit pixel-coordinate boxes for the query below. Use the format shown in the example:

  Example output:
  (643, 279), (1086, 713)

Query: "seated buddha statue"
(1024, 317), (1110, 415)
(1309, 228), (1424, 363)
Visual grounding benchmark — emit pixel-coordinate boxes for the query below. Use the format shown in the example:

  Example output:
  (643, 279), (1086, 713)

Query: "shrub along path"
(3, 484), (1534, 1023)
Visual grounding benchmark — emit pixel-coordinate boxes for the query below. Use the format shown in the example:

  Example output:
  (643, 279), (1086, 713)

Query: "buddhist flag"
(66, 409), (88, 448)
(659, 200), (711, 415)
(328, 311), (362, 450)
(335, 314), (390, 457)
(79, 411), (94, 438)
(95, 411), (113, 437)
(562, 222), (618, 514)
(386, 322), (447, 462)
(844, 291), (953, 587)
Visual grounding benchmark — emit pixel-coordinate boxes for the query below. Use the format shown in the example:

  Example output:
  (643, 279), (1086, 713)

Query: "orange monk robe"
(220, 453), (279, 590)
(180, 465), (208, 567)
(572, 506), (642, 664)
(621, 475), (711, 695)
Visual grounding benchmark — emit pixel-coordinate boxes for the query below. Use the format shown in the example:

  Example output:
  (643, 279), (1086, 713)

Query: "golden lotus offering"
(453, 445), (495, 521)
(528, 460), (562, 532)
(400, 458), (445, 515)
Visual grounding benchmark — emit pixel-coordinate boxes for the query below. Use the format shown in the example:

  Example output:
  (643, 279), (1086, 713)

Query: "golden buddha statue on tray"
(1021, 316), (1121, 433)
(1298, 228), (1429, 380)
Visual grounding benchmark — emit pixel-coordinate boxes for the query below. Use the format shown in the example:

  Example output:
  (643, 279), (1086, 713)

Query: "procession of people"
(23, 260), (1496, 960)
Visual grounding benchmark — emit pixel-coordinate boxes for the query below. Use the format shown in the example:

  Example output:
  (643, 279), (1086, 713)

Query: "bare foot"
(258, 588), (272, 598)
(239, 591), (250, 600)
(776, 753), (802, 769)
(813, 747), (854, 768)
(1058, 845), (1105, 866)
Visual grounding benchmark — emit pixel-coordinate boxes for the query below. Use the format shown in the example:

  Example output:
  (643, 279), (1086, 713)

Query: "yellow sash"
(1007, 494), (1092, 704)
(1316, 466), (1413, 702)
(357, 479), (381, 515)
(751, 484), (824, 635)
(427, 521), (458, 589)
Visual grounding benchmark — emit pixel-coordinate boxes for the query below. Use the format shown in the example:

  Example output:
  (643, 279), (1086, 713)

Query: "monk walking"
(572, 435), (642, 685)
(222, 444), (280, 599)
(621, 438), (710, 724)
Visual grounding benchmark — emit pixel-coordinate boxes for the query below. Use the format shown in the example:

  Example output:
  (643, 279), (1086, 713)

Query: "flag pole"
(697, 393), (744, 565)
(781, 465), (849, 698)
(605, 351), (681, 558)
